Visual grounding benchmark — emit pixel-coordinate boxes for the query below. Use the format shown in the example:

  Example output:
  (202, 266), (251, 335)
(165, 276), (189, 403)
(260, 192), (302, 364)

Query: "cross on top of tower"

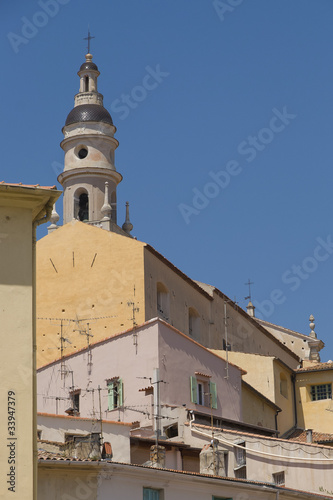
(84, 29), (95, 54)
(244, 279), (254, 301)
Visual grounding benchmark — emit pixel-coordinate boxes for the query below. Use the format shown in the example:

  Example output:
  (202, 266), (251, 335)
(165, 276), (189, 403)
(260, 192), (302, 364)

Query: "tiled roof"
(0, 181), (57, 189)
(37, 412), (133, 426)
(36, 458), (333, 498)
(288, 429), (333, 444)
(297, 362), (333, 373)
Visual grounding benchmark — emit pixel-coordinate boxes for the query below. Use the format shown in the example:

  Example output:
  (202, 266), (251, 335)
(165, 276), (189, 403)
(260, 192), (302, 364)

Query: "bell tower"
(58, 49), (130, 233)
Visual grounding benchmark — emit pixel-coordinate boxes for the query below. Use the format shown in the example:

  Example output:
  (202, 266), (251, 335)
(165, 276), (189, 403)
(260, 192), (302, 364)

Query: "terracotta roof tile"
(287, 429), (333, 444)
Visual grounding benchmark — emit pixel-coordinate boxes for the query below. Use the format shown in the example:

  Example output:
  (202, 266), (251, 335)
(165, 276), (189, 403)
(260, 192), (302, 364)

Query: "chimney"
(150, 445), (166, 468)
(200, 441), (226, 476)
(306, 429), (313, 443)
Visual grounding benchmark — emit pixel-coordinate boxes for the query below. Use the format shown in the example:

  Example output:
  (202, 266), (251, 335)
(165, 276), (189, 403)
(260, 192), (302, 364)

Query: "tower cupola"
(58, 51), (122, 228)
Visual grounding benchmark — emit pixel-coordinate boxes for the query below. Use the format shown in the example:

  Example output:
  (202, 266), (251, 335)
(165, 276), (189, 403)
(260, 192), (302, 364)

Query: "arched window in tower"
(74, 189), (89, 222)
(84, 76), (89, 92)
(111, 191), (117, 223)
(188, 307), (200, 338)
(157, 282), (170, 321)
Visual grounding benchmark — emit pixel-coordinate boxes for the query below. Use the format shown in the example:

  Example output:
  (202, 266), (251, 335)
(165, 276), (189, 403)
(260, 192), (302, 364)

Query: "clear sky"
(2, 0), (333, 360)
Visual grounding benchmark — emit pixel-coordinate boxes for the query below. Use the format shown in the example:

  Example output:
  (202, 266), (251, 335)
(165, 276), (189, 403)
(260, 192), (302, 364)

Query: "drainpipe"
(274, 409), (281, 436)
(291, 373), (298, 428)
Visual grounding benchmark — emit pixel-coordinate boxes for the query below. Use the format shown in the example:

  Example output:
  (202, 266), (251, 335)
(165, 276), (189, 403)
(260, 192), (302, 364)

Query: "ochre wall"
(0, 206), (35, 499)
(36, 221), (146, 367)
(296, 369), (333, 433)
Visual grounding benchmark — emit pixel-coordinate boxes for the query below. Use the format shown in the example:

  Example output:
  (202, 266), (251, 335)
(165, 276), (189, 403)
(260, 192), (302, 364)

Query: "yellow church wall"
(295, 369), (333, 433)
(36, 221), (146, 367)
(241, 382), (277, 430)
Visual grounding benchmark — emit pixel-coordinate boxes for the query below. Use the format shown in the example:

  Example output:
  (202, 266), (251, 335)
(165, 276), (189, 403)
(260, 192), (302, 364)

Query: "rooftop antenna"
(84, 28), (95, 54)
(128, 285), (140, 353)
(73, 320), (94, 372)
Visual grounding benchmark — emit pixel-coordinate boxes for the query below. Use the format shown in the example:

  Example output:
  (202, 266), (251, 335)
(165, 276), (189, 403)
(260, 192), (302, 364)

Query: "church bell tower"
(58, 47), (132, 235)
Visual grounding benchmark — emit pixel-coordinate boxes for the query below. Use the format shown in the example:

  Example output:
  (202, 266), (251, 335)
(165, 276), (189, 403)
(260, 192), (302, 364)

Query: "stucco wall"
(37, 414), (131, 463)
(184, 424), (333, 496)
(296, 369), (333, 433)
(241, 383), (277, 430)
(37, 320), (243, 439)
(36, 221), (146, 367)
(0, 206), (34, 499)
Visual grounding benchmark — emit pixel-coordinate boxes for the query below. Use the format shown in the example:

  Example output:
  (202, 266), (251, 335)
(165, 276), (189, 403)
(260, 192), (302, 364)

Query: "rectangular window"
(273, 471), (285, 486)
(69, 389), (81, 414)
(235, 442), (246, 466)
(190, 376), (217, 408)
(108, 379), (123, 410)
(310, 384), (332, 401)
(143, 487), (163, 500)
(212, 497), (233, 500)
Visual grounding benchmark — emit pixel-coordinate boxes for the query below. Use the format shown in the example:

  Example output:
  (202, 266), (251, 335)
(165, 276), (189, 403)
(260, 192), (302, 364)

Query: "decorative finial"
(47, 204), (60, 234)
(122, 202), (133, 236)
(246, 301), (255, 318)
(84, 28), (95, 55)
(101, 182), (112, 220)
(309, 314), (317, 338)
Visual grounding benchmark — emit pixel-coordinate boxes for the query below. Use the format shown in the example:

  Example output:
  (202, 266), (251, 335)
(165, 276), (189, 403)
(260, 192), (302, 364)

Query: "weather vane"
(244, 279), (254, 301)
(84, 29), (95, 54)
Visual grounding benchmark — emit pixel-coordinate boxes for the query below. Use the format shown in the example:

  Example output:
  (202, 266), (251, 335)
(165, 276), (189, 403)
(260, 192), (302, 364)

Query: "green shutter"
(118, 379), (123, 406)
(108, 382), (114, 411)
(210, 381), (217, 409)
(190, 376), (197, 404)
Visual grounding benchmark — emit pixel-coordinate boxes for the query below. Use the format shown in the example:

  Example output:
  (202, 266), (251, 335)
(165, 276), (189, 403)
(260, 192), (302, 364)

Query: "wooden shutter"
(108, 382), (114, 411)
(190, 376), (197, 403)
(209, 381), (217, 409)
(118, 379), (123, 406)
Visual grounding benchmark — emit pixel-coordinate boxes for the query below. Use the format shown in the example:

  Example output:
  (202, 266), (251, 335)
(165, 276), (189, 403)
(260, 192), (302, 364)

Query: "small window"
(84, 76), (89, 92)
(310, 384), (332, 401)
(273, 471), (285, 486)
(235, 466), (246, 479)
(234, 440), (246, 477)
(37, 430), (42, 440)
(70, 389), (81, 414)
(280, 373), (288, 399)
(157, 282), (170, 321)
(108, 379), (123, 410)
(189, 307), (200, 337)
(143, 487), (163, 500)
(212, 497), (232, 500)
(78, 147), (88, 159)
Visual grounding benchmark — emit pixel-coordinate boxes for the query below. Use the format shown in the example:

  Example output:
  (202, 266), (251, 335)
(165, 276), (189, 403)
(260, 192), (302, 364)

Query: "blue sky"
(2, 0), (333, 360)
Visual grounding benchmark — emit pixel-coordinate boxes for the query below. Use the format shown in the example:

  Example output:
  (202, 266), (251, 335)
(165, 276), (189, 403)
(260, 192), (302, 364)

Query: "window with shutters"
(143, 487), (164, 500)
(190, 375), (217, 409)
(107, 378), (123, 410)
